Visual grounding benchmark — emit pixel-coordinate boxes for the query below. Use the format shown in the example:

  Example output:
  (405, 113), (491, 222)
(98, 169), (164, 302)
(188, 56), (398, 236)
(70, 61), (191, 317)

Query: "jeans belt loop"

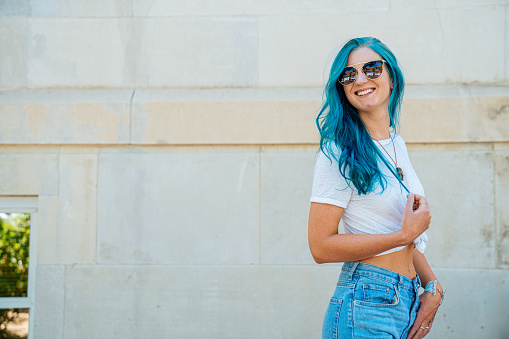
(414, 275), (421, 293)
(348, 262), (360, 280)
(397, 275), (404, 292)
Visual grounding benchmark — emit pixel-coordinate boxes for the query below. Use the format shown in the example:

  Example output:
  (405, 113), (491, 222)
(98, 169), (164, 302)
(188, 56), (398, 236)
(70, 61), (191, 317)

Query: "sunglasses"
(337, 60), (386, 86)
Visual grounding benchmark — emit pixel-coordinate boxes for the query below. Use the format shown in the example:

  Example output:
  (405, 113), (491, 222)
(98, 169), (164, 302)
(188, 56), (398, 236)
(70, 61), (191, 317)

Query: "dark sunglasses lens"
(339, 67), (356, 85)
(363, 61), (383, 79)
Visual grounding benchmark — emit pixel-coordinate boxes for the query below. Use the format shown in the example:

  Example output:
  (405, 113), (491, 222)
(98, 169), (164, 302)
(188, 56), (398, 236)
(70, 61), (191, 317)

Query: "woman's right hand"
(398, 193), (431, 245)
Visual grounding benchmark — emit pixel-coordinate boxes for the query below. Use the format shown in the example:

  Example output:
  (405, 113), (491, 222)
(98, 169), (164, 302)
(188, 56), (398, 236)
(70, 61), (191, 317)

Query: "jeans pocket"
(354, 279), (399, 307)
(322, 298), (343, 339)
(361, 283), (398, 305)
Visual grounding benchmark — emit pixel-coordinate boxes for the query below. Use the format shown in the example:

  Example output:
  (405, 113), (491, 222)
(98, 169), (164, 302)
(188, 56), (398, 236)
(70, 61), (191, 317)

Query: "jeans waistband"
(341, 261), (421, 292)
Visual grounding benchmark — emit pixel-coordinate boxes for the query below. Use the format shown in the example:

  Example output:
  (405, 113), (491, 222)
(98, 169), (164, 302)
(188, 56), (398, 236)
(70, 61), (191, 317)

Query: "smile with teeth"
(356, 88), (374, 96)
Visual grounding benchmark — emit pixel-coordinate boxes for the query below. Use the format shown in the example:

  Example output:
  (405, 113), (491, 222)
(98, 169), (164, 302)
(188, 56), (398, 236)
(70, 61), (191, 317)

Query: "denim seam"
(333, 298), (342, 339)
(352, 271), (414, 290)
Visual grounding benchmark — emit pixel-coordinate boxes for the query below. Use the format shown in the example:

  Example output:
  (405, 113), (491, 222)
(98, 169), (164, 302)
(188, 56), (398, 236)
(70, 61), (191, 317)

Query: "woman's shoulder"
(391, 132), (404, 142)
(392, 133), (408, 147)
(391, 133), (410, 157)
(317, 141), (341, 159)
(312, 143), (353, 205)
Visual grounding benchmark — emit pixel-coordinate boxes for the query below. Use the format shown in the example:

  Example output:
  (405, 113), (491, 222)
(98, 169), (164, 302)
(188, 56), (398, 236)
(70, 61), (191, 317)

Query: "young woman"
(308, 37), (444, 339)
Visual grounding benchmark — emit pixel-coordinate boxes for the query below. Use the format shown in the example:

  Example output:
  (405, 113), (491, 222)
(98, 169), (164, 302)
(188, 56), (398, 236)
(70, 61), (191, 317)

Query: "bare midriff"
(360, 243), (416, 279)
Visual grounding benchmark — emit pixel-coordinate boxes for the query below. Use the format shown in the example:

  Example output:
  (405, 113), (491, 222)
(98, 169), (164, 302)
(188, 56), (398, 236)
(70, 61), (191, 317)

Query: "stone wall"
(1, 1), (509, 338)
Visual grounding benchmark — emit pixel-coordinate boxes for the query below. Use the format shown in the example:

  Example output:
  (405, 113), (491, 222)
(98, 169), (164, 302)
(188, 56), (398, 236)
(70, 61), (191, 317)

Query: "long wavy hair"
(316, 37), (406, 195)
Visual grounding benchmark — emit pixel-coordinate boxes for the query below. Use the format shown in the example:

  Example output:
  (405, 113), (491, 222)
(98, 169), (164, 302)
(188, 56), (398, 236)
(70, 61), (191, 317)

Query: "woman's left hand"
(407, 291), (441, 338)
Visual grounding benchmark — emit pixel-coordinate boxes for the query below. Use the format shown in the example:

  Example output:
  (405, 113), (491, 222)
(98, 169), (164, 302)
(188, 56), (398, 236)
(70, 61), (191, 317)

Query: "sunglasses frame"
(337, 60), (387, 86)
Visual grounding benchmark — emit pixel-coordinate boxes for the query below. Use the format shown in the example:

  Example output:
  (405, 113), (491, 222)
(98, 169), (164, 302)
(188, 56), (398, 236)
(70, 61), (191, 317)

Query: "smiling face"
(342, 46), (393, 116)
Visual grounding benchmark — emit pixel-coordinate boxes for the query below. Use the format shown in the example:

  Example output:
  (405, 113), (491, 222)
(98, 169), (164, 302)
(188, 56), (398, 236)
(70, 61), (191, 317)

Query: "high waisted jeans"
(322, 262), (421, 339)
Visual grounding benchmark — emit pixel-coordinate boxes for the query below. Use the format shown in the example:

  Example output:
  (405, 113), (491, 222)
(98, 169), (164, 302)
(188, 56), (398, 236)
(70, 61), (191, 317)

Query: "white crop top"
(310, 134), (428, 255)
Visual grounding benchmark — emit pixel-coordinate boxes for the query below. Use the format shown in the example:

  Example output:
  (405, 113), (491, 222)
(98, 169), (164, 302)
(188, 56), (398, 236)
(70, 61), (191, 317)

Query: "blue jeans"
(322, 262), (421, 339)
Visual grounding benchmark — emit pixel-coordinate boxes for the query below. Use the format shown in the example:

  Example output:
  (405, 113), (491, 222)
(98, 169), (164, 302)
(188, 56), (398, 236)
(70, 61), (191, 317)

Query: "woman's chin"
(356, 103), (380, 114)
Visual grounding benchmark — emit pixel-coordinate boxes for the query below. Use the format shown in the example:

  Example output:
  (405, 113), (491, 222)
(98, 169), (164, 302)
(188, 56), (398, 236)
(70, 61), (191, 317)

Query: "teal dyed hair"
(316, 37), (407, 195)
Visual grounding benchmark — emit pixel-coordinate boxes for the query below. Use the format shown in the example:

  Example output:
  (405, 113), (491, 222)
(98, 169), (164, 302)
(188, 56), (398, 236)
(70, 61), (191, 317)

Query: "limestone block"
(408, 145), (496, 268)
(37, 196), (59, 264)
(63, 264), (340, 338)
(495, 146), (509, 266)
(0, 90), (131, 144)
(0, 0), (30, 15)
(397, 6), (505, 84)
(260, 147), (318, 264)
(30, 0), (132, 17)
(57, 153), (98, 264)
(391, 0), (508, 9)
(33, 265), (65, 339)
(97, 149), (259, 264)
(131, 99), (320, 144)
(259, 8), (505, 86)
(400, 96), (509, 143)
(135, 18), (257, 87)
(0, 18), (26, 88)
(133, 0), (389, 16)
(415, 6), (505, 84)
(27, 18), (135, 88)
(429, 268), (509, 338)
(0, 152), (59, 195)
(259, 14), (344, 87)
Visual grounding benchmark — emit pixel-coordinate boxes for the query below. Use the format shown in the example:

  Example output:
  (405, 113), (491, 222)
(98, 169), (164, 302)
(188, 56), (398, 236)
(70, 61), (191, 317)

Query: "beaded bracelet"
(423, 280), (446, 306)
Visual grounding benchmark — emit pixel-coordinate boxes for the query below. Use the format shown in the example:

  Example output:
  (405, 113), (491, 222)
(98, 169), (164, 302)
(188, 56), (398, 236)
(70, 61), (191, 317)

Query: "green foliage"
(0, 213), (30, 337)
(0, 213), (30, 298)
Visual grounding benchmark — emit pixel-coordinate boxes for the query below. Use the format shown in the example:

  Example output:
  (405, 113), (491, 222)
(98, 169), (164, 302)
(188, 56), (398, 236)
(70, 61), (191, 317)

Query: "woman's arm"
(407, 250), (443, 339)
(308, 193), (431, 263)
(413, 250), (443, 292)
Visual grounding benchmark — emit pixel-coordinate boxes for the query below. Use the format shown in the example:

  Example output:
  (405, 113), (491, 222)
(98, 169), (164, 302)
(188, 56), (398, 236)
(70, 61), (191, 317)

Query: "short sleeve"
(310, 149), (353, 208)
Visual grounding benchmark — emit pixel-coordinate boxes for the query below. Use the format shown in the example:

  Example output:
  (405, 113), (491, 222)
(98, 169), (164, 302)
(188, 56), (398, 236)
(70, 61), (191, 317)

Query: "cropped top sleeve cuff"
(309, 196), (349, 209)
(414, 231), (428, 253)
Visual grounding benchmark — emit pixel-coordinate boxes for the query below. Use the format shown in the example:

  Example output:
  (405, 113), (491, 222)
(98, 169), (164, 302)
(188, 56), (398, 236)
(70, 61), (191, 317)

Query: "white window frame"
(0, 197), (38, 339)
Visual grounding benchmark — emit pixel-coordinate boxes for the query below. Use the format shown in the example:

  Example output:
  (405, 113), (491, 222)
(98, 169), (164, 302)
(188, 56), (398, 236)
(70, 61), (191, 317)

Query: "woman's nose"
(354, 70), (368, 85)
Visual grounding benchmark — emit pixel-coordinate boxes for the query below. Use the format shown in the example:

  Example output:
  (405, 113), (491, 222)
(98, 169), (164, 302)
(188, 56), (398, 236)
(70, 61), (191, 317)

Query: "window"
(0, 197), (37, 339)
